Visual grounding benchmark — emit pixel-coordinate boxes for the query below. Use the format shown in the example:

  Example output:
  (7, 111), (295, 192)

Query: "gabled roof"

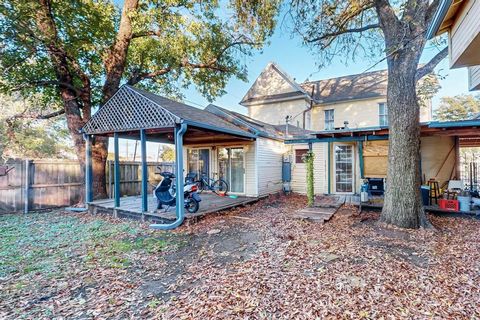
(240, 62), (311, 106)
(301, 69), (388, 104)
(82, 85), (254, 138)
(240, 62), (388, 107)
(206, 104), (315, 139)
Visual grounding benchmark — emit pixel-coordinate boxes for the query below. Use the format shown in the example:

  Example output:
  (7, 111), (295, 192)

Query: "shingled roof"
(301, 69), (388, 104)
(206, 104), (314, 139)
(82, 85), (254, 138)
(240, 62), (388, 106)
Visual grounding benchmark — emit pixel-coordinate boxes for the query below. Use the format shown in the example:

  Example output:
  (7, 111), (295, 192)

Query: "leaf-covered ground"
(1, 194), (479, 319)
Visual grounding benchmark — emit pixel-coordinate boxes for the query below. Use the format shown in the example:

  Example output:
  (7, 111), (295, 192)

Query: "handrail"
(150, 122), (187, 230)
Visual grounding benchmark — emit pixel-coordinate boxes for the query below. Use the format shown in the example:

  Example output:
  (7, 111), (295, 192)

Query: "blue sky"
(182, 22), (470, 115)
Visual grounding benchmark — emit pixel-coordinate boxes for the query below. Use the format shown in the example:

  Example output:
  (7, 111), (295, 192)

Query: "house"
(81, 85), (311, 227)
(240, 62), (432, 130)
(241, 63), (438, 195)
(427, 0), (480, 90)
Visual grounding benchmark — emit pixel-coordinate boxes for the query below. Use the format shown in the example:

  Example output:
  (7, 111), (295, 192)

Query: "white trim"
(216, 146), (247, 196)
(333, 143), (355, 194)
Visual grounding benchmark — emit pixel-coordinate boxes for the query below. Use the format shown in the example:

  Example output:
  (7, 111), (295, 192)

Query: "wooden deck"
(88, 193), (259, 223)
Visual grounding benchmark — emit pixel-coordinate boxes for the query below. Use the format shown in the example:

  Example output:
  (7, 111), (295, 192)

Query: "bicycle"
(195, 173), (229, 195)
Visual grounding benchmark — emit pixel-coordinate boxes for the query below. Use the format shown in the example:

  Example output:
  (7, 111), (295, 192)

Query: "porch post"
(327, 142), (331, 194)
(114, 132), (121, 208)
(85, 134), (93, 203)
(174, 124), (185, 219)
(140, 129), (148, 212)
(358, 141), (364, 179)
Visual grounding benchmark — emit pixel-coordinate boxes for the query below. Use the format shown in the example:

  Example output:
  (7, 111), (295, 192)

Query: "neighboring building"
(240, 62), (432, 131)
(427, 0), (480, 90)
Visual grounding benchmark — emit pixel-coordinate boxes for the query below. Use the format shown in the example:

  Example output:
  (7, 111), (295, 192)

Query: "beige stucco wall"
(311, 98), (387, 130)
(310, 97), (431, 131)
(247, 98), (311, 128)
(450, 0), (480, 67)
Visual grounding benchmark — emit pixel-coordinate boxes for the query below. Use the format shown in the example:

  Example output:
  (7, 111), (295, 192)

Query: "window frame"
(379, 102), (388, 126)
(324, 109), (334, 130)
(295, 149), (309, 164)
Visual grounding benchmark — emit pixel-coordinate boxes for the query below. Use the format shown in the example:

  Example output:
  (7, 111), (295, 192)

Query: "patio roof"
(82, 85), (255, 140)
(285, 119), (480, 144)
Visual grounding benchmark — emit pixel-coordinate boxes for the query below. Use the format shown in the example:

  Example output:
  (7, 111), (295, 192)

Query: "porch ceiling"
(108, 125), (254, 145)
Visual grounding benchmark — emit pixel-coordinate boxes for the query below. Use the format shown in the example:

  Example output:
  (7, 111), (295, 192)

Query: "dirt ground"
(1, 193), (479, 319)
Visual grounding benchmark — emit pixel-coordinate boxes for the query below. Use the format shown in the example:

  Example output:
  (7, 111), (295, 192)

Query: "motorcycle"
(153, 172), (201, 213)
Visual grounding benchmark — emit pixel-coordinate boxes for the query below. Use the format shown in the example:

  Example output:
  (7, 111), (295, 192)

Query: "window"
(295, 149), (309, 164)
(325, 109), (334, 130)
(379, 103), (388, 126)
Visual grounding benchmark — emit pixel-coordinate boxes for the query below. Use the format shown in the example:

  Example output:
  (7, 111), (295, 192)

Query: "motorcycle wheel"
(186, 198), (199, 213)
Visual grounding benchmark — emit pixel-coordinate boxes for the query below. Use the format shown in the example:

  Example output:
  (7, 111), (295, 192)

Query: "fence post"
(24, 159), (30, 214)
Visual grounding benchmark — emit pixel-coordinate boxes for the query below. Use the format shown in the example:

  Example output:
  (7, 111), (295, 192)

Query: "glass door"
(187, 148), (210, 180)
(218, 147), (245, 194)
(334, 144), (354, 193)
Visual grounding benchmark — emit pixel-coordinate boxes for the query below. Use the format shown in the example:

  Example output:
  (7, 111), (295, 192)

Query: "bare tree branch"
(415, 47), (448, 81)
(426, 0), (441, 25)
(6, 109), (65, 122)
(306, 23), (380, 43)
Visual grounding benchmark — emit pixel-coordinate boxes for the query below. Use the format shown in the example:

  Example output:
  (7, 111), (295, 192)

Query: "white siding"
(450, 0), (480, 67)
(256, 137), (287, 196)
(290, 143), (328, 195)
(245, 143), (257, 197)
(469, 65), (480, 90)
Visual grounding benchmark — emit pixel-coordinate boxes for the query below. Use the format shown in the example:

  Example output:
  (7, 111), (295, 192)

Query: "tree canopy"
(0, 0), (280, 197)
(434, 94), (480, 121)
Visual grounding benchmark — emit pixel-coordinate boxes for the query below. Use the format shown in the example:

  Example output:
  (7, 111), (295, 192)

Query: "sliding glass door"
(187, 149), (210, 180)
(218, 147), (245, 193)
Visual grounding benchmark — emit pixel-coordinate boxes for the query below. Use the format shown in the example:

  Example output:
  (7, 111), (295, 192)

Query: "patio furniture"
(427, 179), (440, 205)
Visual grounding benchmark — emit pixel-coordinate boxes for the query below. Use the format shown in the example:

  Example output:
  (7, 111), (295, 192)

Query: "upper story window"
(324, 109), (334, 130)
(379, 103), (388, 126)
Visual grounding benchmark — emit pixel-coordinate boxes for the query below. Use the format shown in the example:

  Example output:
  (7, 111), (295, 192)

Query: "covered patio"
(306, 119), (480, 215)
(82, 85), (258, 229)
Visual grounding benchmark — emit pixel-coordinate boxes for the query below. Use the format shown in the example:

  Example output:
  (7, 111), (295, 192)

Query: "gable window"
(295, 149), (309, 164)
(325, 109), (334, 130)
(379, 103), (388, 126)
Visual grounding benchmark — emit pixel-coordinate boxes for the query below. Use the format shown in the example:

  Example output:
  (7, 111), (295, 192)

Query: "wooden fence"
(0, 159), (173, 213)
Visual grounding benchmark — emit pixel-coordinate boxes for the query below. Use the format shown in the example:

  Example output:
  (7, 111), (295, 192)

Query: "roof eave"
(426, 0), (453, 39)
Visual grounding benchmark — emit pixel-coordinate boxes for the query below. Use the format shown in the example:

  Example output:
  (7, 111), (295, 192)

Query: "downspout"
(150, 122), (187, 230)
(302, 85), (315, 129)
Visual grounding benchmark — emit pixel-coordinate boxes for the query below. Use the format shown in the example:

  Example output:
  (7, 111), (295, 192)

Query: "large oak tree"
(0, 0), (279, 199)
(289, 0), (448, 228)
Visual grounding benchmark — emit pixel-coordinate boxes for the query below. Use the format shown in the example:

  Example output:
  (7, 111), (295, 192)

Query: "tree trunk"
(380, 61), (432, 228)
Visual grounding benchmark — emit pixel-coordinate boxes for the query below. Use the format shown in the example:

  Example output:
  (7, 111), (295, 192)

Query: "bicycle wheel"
(212, 179), (229, 194)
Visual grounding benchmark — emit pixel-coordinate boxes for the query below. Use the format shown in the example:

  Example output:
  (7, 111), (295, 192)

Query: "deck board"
(88, 193), (259, 220)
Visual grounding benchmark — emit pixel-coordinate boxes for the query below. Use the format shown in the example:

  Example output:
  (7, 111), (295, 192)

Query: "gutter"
(150, 122), (188, 230)
(428, 119), (480, 128)
(183, 119), (256, 139)
(426, 0), (452, 39)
